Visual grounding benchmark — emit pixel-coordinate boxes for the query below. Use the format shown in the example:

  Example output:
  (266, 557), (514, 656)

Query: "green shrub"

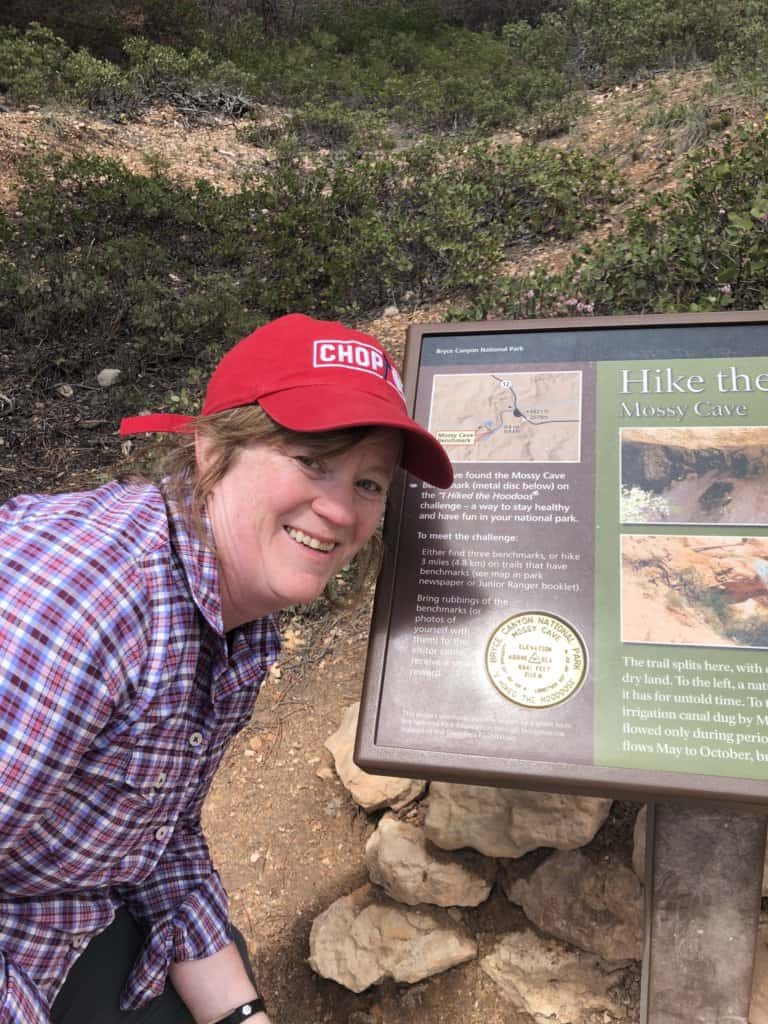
(1, 137), (623, 396)
(0, 25), (260, 115)
(460, 142), (624, 243)
(451, 125), (768, 321)
(0, 0), (206, 59)
(241, 102), (392, 151)
(503, 0), (768, 88)
(714, 0), (768, 86)
(1, 155), (253, 410)
(0, 23), (74, 105)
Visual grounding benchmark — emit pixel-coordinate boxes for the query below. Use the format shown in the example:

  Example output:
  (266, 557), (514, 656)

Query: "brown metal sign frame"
(356, 310), (768, 806)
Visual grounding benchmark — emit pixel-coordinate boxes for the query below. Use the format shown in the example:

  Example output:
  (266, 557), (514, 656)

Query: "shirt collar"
(164, 491), (225, 634)
(164, 489), (281, 650)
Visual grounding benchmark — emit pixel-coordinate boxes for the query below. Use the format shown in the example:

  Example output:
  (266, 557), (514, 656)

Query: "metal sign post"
(642, 804), (766, 1024)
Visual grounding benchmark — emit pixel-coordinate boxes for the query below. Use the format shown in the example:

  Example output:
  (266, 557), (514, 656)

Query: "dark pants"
(51, 909), (257, 1024)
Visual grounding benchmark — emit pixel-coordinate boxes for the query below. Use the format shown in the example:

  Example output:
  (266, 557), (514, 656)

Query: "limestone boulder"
(308, 884), (477, 992)
(325, 703), (426, 811)
(505, 849), (643, 961)
(365, 814), (495, 907)
(481, 929), (633, 1023)
(424, 782), (612, 857)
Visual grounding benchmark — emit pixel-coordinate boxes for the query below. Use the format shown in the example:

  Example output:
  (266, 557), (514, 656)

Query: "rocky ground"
(2, 66), (766, 1024)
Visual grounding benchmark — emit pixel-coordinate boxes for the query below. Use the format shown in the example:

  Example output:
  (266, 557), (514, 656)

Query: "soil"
(1, 65), (761, 1023)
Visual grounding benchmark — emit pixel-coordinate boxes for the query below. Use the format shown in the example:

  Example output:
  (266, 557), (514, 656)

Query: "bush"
(0, 23), (77, 105)
(503, 0), (768, 88)
(0, 25), (260, 115)
(240, 102), (392, 151)
(1, 155), (254, 406)
(0, 0), (206, 58)
(1, 138), (623, 394)
(239, 138), (621, 313)
(452, 125), (768, 321)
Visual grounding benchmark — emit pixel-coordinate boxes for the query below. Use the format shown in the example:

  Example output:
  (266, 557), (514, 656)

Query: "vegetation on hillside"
(1, 0), (767, 414)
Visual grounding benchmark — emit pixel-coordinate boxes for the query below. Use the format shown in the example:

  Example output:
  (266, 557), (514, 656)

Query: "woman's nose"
(311, 485), (357, 527)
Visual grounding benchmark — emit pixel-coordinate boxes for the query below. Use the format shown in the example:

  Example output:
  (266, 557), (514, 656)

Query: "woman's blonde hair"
(157, 404), (385, 605)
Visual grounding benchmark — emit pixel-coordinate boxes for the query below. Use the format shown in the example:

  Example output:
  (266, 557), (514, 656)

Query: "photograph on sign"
(620, 425), (768, 526)
(356, 313), (768, 802)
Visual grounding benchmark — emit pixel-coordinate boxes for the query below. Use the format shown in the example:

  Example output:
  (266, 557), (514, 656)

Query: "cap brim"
(260, 387), (453, 488)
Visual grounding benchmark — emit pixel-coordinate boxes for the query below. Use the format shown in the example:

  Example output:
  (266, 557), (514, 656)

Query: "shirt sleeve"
(0, 506), (138, 1019)
(0, 953), (52, 1024)
(114, 803), (231, 1009)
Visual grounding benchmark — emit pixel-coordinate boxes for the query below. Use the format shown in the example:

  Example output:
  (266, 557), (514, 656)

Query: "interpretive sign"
(356, 311), (768, 803)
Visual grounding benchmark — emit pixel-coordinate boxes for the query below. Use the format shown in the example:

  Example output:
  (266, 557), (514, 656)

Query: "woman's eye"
(295, 455), (323, 472)
(357, 477), (385, 495)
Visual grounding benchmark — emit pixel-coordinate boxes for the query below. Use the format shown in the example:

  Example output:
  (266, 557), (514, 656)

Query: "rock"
(481, 929), (632, 1023)
(96, 368), (121, 387)
(325, 703), (426, 811)
(365, 814), (495, 907)
(308, 885), (477, 992)
(382, 305), (399, 316)
(424, 782), (612, 857)
(505, 849), (643, 960)
(56, 383), (74, 398)
(633, 805), (647, 880)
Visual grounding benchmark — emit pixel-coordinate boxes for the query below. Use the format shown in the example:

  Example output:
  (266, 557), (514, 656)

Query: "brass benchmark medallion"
(485, 612), (587, 708)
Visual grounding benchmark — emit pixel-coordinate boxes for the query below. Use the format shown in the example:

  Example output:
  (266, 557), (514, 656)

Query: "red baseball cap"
(120, 313), (453, 488)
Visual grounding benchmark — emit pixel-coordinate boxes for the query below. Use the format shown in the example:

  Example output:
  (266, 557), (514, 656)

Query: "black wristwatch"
(215, 999), (267, 1023)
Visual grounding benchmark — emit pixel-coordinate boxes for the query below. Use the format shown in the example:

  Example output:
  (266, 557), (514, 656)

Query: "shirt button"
(155, 826), (170, 841)
(71, 935), (88, 950)
(189, 732), (204, 748)
(155, 771), (167, 787)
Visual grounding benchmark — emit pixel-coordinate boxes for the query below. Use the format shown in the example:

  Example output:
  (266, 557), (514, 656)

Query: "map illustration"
(428, 371), (582, 463)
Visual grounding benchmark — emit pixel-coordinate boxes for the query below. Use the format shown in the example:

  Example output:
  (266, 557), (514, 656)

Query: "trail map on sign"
(429, 371), (582, 463)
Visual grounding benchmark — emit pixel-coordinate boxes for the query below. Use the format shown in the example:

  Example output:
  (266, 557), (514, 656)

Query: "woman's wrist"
(208, 999), (267, 1024)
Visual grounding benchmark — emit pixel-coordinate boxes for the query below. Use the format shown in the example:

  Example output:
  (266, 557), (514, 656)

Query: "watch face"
(485, 611), (587, 708)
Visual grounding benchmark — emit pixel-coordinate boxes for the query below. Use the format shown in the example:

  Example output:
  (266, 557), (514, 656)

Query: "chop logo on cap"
(313, 339), (405, 399)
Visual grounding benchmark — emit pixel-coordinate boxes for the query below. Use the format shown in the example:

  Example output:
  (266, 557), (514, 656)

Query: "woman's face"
(199, 428), (401, 629)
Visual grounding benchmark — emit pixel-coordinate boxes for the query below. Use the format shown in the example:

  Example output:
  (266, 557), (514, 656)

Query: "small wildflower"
(719, 284), (732, 294)
(525, 289), (535, 299)
(565, 297), (578, 306)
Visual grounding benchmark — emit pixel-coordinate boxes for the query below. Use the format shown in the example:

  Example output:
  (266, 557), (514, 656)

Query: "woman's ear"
(194, 431), (213, 474)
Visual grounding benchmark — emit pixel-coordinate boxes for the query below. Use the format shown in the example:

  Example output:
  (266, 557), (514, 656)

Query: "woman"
(0, 313), (453, 1024)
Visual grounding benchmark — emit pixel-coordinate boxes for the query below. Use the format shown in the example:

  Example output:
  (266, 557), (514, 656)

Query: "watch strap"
(214, 998), (267, 1023)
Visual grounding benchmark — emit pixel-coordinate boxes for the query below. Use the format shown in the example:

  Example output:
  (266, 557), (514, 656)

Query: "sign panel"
(356, 312), (768, 803)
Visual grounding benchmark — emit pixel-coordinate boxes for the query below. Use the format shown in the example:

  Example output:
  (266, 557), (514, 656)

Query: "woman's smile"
(283, 526), (337, 553)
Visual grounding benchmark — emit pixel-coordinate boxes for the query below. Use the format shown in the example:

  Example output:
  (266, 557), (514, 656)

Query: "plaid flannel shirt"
(0, 481), (280, 1021)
